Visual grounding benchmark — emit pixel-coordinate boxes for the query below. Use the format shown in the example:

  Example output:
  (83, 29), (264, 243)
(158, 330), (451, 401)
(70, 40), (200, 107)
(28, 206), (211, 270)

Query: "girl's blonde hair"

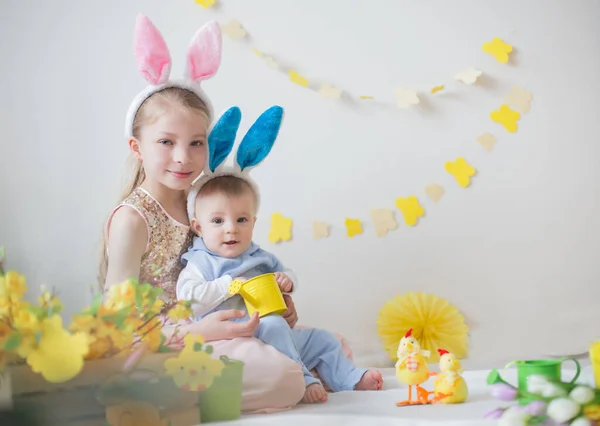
(98, 87), (210, 289)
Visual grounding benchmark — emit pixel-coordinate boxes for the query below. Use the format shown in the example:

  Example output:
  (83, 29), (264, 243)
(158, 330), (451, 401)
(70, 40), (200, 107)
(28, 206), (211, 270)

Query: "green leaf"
(101, 307), (130, 329)
(4, 332), (22, 351)
(90, 294), (103, 315)
(27, 305), (47, 318)
(157, 334), (174, 353)
(139, 283), (152, 295)
(135, 285), (143, 310)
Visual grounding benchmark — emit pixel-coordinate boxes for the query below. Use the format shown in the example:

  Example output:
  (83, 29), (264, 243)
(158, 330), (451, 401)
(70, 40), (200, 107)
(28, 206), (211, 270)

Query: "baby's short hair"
(194, 175), (258, 212)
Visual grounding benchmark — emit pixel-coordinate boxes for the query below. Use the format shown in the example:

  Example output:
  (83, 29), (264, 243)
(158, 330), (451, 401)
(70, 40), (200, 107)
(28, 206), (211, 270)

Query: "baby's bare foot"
(355, 370), (383, 391)
(301, 383), (328, 403)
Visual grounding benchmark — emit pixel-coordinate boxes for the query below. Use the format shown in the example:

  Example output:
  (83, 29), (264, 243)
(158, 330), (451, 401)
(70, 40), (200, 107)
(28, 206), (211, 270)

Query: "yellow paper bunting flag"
(369, 209), (398, 237)
(445, 157), (476, 188)
(268, 213), (293, 243)
(345, 218), (362, 238)
(490, 104), (520, 133)
(395, 196), (425, 226)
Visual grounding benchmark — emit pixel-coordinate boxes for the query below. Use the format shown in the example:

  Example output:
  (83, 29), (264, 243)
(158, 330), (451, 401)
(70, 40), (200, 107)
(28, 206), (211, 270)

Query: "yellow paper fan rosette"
(377, 292), (469, 364)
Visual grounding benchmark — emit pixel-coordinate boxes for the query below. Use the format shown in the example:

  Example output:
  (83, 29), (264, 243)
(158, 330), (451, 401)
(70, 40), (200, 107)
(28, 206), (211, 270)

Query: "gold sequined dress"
(106, 187), (193, 303)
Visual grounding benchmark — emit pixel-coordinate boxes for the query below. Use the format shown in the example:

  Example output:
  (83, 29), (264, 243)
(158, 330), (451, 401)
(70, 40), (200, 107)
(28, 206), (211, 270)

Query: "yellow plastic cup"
(590, 340), (600, 388)
(228, 273), (287, 317)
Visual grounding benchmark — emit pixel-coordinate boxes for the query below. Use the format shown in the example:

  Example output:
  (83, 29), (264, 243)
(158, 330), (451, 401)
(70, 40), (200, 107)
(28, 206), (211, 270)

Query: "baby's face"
(193, 191), (256, 258)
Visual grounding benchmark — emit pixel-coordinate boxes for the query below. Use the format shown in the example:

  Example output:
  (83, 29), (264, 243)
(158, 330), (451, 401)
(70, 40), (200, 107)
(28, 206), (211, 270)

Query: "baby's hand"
(274, 272), (293, 293)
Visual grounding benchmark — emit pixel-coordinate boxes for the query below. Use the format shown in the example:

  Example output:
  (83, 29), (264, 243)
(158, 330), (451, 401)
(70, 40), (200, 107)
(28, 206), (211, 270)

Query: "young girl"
(99, 15), (304, 412)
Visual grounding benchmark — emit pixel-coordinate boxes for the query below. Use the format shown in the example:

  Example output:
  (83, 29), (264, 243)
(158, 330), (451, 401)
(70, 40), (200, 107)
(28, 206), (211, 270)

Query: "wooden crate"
(1, 353), (201, 426)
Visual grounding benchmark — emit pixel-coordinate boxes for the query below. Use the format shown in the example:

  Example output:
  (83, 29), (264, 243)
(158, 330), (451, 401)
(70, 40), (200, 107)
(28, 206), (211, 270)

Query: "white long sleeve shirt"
(176, 262), (298, 319)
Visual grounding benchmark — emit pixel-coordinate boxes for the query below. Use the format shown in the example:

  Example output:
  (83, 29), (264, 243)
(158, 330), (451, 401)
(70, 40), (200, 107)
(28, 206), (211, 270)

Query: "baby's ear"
(190, 218), (202, 235)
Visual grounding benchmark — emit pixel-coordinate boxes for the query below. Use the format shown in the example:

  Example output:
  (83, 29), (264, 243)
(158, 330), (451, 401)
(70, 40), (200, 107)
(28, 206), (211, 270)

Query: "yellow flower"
(85, 336), (113, 360)
(0, 271), (26, 299)
(70, 313), (112, 339)
(0, 297), (9, 318)
(168, 302), (191, 321)
(0, 321), (11, 347)
(16, 333), (36, 358)
(26, 315), (90, 383)
(108, 328), (133, 350)
(13, 309), (40, 333)
(584, 404), (600, 420)
(139, 317), (163, 352)
(151, 298), (165, 313)
(38, 291), (64, 312)
(107, 280), (137, 309)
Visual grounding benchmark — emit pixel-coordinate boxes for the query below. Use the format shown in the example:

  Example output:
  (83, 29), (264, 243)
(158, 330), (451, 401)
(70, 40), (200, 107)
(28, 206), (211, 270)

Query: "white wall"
(1, 0), (599, 369)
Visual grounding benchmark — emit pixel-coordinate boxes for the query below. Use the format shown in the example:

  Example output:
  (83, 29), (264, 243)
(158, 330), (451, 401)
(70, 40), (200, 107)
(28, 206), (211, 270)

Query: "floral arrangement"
(0, 248), (193, 383)
(485, 369), (600, 425)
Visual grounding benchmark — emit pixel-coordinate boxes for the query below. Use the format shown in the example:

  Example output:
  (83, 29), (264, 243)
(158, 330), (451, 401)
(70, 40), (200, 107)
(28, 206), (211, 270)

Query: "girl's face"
(132, 109), (209, 191)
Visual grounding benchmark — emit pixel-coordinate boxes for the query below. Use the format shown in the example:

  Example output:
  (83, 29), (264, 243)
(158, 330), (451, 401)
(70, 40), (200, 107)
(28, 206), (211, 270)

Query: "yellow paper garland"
(377, 292), (469, 364)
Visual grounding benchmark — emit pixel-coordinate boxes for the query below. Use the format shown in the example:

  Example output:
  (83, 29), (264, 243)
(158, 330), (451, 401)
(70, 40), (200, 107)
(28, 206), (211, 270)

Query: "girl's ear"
(133, 15), (172, 85)
(129, 138), (143, 162)
(235, 106), (284, 172)
(206, 106), (242, 173)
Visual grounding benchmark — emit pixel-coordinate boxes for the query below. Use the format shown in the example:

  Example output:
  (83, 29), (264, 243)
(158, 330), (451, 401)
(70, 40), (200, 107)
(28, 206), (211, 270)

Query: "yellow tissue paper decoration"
(345, 218), (363, 238)
(482, 37), (513, 63)
(289, 70), (309, 87)
(268, 212), (293, 243)
(220, 19), (247, 40)
(394, 87), (420, 109)
(359, 95), (375, 100)
(376, 292), (469, 364)
(369, 209), (398, 237)
(252, 48), (263, 58)
(195, 0), (215, 8)
(445, 157), (476, 188)
(394, 196), (425, 226)
(424, 184), (445, 203)
(477, 132), (496, 152)
(504, 86), (533, 114)
(26, 315), (90, 383)
(430, 85), (445, 94)
(312, 221), (330, 239)
(490, 104), (520, 133)
(319, 83), (343, 99)
(454, 68), (483, 84)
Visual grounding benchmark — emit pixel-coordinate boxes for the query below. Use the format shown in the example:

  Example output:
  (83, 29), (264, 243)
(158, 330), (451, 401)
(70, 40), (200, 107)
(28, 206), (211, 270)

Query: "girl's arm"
(104, 207), (148, 290)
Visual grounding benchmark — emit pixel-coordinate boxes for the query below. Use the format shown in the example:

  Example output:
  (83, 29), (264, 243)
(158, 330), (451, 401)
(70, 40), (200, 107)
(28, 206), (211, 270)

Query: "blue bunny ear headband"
(187, 105), (284, 221)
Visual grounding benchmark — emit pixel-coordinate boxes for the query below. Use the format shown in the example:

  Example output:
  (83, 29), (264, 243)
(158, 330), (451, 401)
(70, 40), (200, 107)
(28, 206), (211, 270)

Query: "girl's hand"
(281, 294), (298, 328)
(274, 272), (293, 292)
(187, 309), (259, 341)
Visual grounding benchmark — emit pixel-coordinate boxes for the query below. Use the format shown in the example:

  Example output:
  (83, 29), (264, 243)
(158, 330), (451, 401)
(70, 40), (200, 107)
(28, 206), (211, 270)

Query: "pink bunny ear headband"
(124, 14), (222, 138)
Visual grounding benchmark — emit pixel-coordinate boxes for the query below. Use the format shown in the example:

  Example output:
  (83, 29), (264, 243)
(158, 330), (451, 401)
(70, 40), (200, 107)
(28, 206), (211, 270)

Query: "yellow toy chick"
(433, 348), (468, 404)
(395, 328), (434, 406)
(164, 334), (225, 392)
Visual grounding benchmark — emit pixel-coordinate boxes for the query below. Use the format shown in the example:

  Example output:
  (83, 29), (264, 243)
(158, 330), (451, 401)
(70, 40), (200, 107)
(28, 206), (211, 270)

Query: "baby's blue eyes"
(211, 218), (248, 224)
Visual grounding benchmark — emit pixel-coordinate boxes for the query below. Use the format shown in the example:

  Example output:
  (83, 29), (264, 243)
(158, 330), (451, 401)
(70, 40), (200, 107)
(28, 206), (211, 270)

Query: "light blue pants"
(254, 314), (367, 391)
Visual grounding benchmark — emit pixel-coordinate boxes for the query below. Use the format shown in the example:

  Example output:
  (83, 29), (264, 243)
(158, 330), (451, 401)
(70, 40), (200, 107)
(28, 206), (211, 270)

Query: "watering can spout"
(486, 369), (511, 387)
